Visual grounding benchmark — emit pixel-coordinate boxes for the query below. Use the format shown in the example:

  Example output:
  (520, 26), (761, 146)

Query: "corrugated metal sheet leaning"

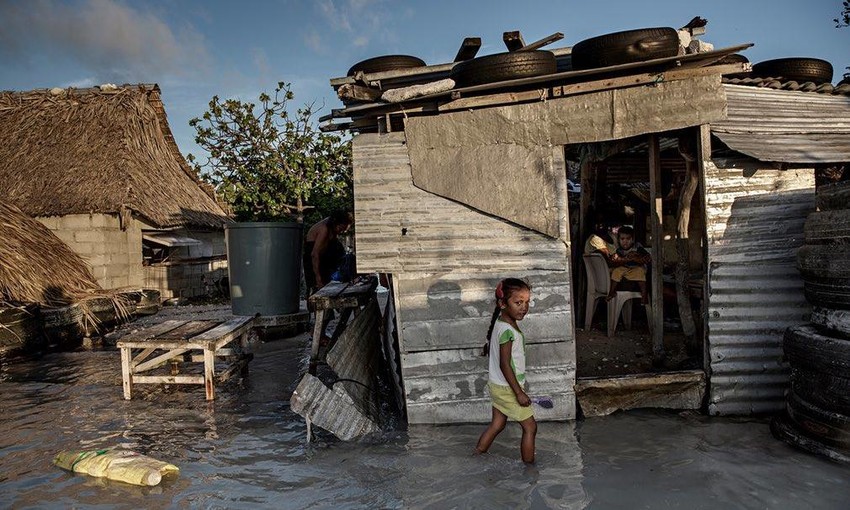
(703, 157), (814, 415)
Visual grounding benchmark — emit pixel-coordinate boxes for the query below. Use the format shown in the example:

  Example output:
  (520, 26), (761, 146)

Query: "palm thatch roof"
(0, 84), (230, 228)
(0, 202), (101, 305)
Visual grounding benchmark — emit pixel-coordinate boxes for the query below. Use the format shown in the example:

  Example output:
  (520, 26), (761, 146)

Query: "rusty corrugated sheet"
(704, 158), (814, 415)
(352, 133), (568, 274)
(712, 84), (850, 163)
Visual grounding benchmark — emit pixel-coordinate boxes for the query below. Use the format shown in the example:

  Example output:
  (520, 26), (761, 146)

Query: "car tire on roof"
(450, 50), (557, 88)
(570, 27), (680, 70)
(347, 55), (426, 76)
(752, 58), (833, 84)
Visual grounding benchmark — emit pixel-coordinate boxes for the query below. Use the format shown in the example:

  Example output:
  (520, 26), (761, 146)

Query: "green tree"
(836, 1), (850, 27)
(188, 82), (351, 223)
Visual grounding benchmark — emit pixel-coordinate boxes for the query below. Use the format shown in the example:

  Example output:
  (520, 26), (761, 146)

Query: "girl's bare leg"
(476, 407), (507, 453)
(519, 416), (537, 464)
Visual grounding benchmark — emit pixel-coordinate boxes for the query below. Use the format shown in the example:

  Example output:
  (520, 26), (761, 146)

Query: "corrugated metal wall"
(703, 156), (814, 415)
(353, 133), (575, 424)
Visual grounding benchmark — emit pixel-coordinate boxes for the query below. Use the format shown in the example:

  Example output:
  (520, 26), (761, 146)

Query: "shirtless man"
(303, 210), (353, 295)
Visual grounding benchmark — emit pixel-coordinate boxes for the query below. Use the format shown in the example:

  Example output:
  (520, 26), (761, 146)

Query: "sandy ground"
(576, 305), (696, 378)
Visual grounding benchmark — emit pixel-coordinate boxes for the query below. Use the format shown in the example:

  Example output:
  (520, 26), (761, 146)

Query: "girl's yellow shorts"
(488, 382), (534, 422)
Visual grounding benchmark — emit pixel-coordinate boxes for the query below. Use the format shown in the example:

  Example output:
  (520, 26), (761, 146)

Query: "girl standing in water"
(475, 278), (537, 464)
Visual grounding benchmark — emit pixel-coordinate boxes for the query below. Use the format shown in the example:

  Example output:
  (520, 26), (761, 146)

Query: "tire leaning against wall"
(817, 180), (850, 212)
(785, 391), (850, 448)
(810, 306), (850, 338)
(784, 325), (850, 377)
(790, 367), (850, 416)
(797, 244), (850, 309)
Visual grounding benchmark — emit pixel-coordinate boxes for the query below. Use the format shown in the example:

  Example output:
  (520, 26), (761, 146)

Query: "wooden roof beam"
(503, 31), (525, 51)
(518, 32), (565, 52)
(454, 37), (482, 62)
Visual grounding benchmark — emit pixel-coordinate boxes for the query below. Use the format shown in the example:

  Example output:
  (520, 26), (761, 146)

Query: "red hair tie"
(495, 281), (504, 299)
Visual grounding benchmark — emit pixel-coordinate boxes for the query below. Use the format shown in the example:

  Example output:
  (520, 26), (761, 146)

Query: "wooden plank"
(454, 37), (481, 62)
(156, 320), (219, 340)
(438, 89), (548, 112)
(551, 62), (747, 98)
(120, 347), (133, 400)
(118, 319), (184, 344)
(648, 134), (665, 363)
(193, 316), (253, 345)
(308, 278), (378, 310)
(134, 348), (189, 373)
(215, 354), (254, 384)
(131, 347), (155, 366)
(518, 32), (564, 51)
(503, 31), (525, 51)
(134, 375), (204, 384)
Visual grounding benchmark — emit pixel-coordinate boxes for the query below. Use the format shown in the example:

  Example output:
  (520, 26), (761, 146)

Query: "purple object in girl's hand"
(531, 396), (554, 409)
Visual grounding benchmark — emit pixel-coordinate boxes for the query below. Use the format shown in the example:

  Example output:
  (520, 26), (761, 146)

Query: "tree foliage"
(836, 1), (850, 27)
(188, 82), (351, 223)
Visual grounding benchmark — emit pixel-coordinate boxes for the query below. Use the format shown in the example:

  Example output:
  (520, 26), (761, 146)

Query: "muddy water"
(1, 335), (848, 509)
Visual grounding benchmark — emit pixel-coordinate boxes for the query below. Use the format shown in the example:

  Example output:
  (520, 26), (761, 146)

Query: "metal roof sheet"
(711, 84), (850, 163)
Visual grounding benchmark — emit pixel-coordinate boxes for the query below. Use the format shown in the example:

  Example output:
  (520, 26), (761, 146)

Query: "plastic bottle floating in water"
(54, 449), (179, 486)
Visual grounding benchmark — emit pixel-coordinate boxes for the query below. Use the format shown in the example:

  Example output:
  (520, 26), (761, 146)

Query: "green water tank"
(226, 222), (303, 316)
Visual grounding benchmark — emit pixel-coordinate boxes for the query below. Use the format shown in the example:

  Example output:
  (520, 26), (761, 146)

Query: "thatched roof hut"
(0, 84), (229, 228)
(0, 202), (101, 305)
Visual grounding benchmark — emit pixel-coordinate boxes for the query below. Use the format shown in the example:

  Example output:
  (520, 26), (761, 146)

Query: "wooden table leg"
(120, 347), (133, 400)
(204, 346), (216, 400)
(309, 310), (325, 375)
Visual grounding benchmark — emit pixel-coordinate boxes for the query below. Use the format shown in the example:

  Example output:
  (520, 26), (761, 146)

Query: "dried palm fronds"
(0, 202), (101, 305)
(0, 84), (230, 229)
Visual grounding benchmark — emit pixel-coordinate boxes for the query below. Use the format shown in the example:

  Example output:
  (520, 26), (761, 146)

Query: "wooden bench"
(308, 277), (378, 374)
(117, 317), (254, 400)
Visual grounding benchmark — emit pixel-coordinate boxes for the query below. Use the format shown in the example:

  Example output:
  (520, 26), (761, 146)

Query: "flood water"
(1, 333), (848, 509)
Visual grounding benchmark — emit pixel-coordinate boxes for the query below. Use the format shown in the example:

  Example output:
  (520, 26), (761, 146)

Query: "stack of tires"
(772, 180), (850, 463)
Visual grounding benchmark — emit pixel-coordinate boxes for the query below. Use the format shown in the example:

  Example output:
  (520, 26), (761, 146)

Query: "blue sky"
(1, 0), (848, 161)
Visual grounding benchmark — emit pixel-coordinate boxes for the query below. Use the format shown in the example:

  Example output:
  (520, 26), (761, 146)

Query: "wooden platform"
(116, 317), (254, 400)
(574, 369), (706, 417)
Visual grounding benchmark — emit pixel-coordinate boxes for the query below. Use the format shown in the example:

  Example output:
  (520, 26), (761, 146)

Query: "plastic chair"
(583, 253), (651, 337)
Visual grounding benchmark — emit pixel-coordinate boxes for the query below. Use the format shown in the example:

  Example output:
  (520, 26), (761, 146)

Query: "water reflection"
(1, 337), (848, 509)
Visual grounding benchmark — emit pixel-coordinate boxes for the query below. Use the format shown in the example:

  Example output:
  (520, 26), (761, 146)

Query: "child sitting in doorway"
(607, 225), (651, 305)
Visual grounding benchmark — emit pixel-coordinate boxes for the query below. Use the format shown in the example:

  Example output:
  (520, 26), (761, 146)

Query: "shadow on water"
(1, 333), (848, 509)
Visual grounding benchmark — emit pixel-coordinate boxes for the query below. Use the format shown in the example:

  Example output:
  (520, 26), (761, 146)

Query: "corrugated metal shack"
(322, 34), (850, 423)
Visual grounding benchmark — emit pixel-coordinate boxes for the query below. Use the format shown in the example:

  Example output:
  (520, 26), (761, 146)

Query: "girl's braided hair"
(481, 278), (531, 356)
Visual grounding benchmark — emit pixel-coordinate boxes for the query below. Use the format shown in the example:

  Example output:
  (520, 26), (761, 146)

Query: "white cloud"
(61, 77), (98, 88)
(309, 0), (396, 52)
(304, 29), (326, 54)
(0, 0), (211, 83)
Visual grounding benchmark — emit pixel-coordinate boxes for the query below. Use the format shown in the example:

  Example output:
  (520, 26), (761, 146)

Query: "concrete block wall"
(143, 258), (228, 299)
(37, 214), (144, 290)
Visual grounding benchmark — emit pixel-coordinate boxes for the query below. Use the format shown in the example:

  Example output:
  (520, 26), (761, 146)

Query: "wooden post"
(454, 37), (481, 62)
(503, 31), (525, 51)
(697, 124), (712, 373)
(309, 310), (325, 375)
(648, 134), (665, 363)
(576, 158), (595, 327)
(676, 131), (699, 351)
(120, 347), (133, 400)
(204, 344), (216, 400)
